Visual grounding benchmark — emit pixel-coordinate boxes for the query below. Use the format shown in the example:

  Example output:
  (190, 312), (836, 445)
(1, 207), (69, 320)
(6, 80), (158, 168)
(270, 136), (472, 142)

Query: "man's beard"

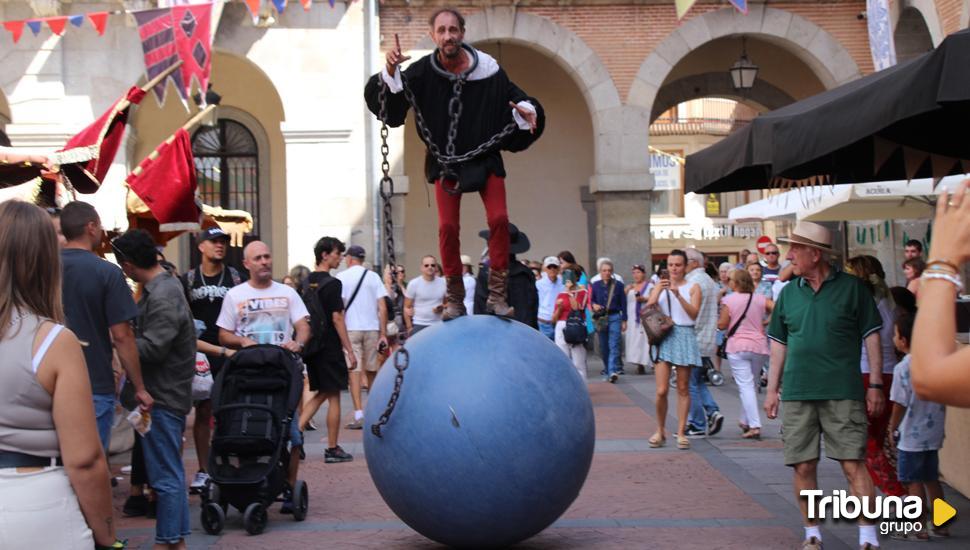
(441, 40), (462, 58)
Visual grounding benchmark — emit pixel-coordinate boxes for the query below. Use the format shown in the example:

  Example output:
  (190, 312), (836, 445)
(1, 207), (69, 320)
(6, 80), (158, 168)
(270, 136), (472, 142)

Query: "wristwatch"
(869, 383), (883, 389)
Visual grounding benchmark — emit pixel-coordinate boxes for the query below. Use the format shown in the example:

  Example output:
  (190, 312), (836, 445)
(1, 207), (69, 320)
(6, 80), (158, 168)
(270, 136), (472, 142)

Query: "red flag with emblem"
(126, 128), (201, 231)
(172, 4), (212, 100)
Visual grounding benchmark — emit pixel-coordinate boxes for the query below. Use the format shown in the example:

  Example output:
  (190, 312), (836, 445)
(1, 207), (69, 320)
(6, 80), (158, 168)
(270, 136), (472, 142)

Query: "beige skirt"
(0, 465), (94, 549)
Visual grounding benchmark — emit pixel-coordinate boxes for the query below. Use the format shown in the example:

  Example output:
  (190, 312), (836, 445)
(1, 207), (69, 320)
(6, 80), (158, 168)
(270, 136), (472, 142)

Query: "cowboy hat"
(777, 221), (834, 252)
(478, 223), (531, 255)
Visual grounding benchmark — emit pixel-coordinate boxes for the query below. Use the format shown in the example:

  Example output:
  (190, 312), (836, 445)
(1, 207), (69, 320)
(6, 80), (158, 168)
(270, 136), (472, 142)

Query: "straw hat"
(777, 221), (834, 252)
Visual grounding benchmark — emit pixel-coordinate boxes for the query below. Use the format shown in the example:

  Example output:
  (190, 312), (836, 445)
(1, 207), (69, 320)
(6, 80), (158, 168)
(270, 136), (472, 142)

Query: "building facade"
(0, 0), (966, 276)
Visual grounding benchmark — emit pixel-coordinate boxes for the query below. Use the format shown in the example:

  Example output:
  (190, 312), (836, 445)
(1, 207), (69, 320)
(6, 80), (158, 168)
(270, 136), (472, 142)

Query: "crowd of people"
(3, 185), (969, 549)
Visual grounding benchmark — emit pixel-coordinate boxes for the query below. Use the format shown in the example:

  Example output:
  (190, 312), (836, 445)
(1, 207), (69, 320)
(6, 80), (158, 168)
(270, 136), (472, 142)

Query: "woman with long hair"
(0, 200), (120, 548)
(646, 249), (702, 450)
(746, 261), (773, 297)
(718, 269), (773, 439)
(552, 269), (590, 379)
(846, 254), (906, 498)
(902, 257), (925, 298)
(624, 264), (651, 373)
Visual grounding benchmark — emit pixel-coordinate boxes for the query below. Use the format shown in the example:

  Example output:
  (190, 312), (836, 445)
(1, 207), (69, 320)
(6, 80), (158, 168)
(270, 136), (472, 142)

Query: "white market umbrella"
(799, 176), (967, 222)
(728, 186), (838, 222)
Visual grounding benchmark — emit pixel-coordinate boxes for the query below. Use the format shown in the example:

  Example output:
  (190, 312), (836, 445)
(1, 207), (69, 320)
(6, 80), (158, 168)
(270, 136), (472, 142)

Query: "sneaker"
(617, 367), (626, 375)
(189, 471), (209, 494)
(707, 411), (724, 436)
(345, 419), (364, 430)
(324, 446), (354, 463)
(608, 372), (619, 384)
(685, 425), (707, 438)
(802, 537), (823, 550)
(122, 495), (148, 517)
(305, 419), (318, 431)
(280, 489), (293, 514)
(120, 465), (132, 475)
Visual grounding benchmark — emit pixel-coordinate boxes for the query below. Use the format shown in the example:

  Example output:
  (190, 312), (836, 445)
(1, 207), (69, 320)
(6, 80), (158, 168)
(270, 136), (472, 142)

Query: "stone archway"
(649, 73), (795, 122)
(900, 0), (944, 47)
(628, 6), (863, 116)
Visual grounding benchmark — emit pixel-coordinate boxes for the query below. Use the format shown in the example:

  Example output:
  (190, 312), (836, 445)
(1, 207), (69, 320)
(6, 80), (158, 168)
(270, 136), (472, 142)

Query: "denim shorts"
(897, 449), (939, 483)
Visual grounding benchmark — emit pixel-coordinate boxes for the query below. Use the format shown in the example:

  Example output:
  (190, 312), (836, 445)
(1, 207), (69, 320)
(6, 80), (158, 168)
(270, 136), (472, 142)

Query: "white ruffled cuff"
(512, 101), (536, 130)
(381, 67), (404, 93)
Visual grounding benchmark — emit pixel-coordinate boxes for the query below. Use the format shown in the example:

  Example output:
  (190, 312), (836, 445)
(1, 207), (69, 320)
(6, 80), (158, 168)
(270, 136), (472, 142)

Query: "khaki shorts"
(781, 399), (867, 466)
(348, 330), (381, 373)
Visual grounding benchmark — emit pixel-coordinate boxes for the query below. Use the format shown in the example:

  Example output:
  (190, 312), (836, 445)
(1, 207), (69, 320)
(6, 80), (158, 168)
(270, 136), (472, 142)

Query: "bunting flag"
(46, 16), (68, 36)
(3, 20), (24, 43)
(126, 129), (202, 232)
(244, 0), (260, 21)
(301, 0), (312, 11)
(172, 4), (212, 103)
(26, 20), (42, 36)
(866, 0), (897, 71)
(59, 86), (148, 194)
(728, 0), (748, 14)
(675, 0), (698, 19)
(69, 15), (85, 28)
(272, 0), (288, 14)
(88, 12), (109, 35)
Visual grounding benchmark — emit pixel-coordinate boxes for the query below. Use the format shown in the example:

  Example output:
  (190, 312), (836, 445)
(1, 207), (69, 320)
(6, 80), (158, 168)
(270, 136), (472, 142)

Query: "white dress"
(624, 286), (650, 366)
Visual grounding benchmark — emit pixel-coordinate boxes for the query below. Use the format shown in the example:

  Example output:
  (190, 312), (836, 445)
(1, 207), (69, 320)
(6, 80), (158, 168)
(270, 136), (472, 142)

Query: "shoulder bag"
(563, 291), (589, 345)
(716, 293), (754, 359)
(641, 288), (675, 344)
(594, 282), (616, 333)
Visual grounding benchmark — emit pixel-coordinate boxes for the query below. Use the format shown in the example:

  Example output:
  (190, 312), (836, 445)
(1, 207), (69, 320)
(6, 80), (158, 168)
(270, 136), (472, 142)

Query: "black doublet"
(365, 54), (546, 190)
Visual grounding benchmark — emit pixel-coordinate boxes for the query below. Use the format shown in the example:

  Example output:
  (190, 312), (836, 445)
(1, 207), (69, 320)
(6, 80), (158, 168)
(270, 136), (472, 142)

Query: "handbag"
(717, 293), (753, 359)
(641, 289), (675, 343)
(563, 292), (588, 345)
(191, 352), (214, 401)
(594, 281), (616, 333)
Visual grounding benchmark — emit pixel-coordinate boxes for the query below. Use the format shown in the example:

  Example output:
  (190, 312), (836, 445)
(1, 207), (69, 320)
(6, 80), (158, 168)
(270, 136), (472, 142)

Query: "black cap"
(346, 245), (366, 259)
(199, 227), (230, 242)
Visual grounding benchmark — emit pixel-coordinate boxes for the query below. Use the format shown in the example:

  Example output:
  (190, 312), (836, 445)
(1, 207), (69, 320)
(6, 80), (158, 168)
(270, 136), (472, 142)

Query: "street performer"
(364, 7), (545, 321)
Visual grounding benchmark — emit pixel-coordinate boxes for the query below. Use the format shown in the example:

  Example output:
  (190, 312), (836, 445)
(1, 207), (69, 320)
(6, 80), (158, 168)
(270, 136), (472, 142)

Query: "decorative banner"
(243, 0), (260, 21)
(26, 20), (42, 36)
(866, 0), (897, 71)
(3, 20), (24, 43)
(88, 12), (109, 35)
(729, 0), (748, 14)
(46, 16), (68, 36)
(675, 0), (697, 19)
(172, 3), (212, 104)
(134, 8), (185, 105)
(126, 129), (202, 232)
(69, 15), (85, 28)
(272, 0), (288, 14)
(301, 0), (313, 11)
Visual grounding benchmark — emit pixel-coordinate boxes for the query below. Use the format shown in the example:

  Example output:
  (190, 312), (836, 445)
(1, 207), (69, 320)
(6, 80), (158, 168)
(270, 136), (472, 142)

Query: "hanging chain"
(371, 347), (409, 438)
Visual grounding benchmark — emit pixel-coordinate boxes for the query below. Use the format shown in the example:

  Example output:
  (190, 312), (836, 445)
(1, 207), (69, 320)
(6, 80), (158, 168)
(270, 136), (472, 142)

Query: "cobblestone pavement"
(112, 357), (968, 549)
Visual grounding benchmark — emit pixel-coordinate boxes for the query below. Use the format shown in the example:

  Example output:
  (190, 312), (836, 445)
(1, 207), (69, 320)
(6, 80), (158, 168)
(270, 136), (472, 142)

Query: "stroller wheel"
(292, 480), (309, 522)
(243, 502), (267, 535)
(205, 481), (220, 504)
(201, 502), (225, 535)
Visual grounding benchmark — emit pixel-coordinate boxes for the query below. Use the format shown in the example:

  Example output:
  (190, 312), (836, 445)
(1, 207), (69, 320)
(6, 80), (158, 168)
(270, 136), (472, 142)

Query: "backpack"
(563, 292), (588, 345)
(300, 276), (337, 359)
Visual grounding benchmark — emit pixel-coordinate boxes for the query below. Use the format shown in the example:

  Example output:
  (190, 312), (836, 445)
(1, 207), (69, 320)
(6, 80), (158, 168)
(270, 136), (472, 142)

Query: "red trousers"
(435, 174), (509, 278)
(863, 375), (906, 497)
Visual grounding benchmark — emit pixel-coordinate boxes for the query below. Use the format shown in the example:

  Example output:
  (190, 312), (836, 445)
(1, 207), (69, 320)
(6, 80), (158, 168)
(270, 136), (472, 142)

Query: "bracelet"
(868, 383), (883, 389)
(921, 271), (964, 292)
(926, 259), (959, 272)
(219, 346), (226, 358)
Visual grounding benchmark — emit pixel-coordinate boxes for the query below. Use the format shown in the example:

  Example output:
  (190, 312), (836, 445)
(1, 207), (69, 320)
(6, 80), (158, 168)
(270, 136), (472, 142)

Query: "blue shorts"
(289, 418), (303, 448)
(897, 449), (939, 483)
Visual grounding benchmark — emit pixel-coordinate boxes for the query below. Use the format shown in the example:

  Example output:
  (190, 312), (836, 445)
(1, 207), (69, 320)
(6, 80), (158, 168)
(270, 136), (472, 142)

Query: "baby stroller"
(200, 345), (308, 535)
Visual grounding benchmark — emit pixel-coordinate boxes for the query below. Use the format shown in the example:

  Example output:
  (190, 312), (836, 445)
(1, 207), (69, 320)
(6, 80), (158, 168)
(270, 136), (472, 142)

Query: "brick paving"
(112, 356), (968, 549)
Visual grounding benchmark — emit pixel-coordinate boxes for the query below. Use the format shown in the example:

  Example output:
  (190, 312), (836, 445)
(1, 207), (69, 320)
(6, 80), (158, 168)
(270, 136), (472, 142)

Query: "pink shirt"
(722, 292), (769, 355)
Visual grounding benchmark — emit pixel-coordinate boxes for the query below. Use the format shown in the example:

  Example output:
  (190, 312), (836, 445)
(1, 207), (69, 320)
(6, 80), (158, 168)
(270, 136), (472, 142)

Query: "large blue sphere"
(364, 315), (595, 548)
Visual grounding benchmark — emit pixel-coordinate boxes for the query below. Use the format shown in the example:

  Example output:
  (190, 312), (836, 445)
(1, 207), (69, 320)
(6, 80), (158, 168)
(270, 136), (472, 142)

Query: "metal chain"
(370, 347), (409, 438)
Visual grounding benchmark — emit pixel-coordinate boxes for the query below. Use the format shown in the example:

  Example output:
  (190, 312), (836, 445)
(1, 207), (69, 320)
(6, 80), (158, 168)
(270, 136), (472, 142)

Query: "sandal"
(739, 423), (750, 433)
(648, 433), (666, 448)
(741, 429), (761, 440)
(677, 435), (690, 450)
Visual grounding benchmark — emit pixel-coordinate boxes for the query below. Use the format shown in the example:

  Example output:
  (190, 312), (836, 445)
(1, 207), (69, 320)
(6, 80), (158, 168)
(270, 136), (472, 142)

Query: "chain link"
(370, 347), (409, 438)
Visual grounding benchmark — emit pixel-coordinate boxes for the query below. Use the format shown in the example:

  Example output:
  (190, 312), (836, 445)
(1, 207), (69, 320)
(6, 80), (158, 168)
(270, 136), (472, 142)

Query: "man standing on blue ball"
(365, 7), (544, 321)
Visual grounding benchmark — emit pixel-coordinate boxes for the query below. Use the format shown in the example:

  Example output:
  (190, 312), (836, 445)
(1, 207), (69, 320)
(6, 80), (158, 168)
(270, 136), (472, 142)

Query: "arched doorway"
(400, 41), (595, 273)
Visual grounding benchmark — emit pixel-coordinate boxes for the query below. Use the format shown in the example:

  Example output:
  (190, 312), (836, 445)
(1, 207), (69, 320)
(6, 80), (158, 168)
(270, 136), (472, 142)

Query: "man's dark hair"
(905, 239), (923, 252)
(894, 307), (917, 344)
(428, 7), (465, 30)
(314, 236), (345, 266)
(112, 229), (159, 269)
(60, 201), (100, 241)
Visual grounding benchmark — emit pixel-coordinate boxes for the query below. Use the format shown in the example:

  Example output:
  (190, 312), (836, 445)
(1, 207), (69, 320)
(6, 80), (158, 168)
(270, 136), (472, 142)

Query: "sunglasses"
(765, 251), (780, 255)
(423, 264), (435, 268)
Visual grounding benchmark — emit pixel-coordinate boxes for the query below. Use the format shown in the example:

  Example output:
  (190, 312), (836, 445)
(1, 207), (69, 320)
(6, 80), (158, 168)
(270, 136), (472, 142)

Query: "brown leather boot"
(485, 269), (515, 317)
(442, 275), (467, 321)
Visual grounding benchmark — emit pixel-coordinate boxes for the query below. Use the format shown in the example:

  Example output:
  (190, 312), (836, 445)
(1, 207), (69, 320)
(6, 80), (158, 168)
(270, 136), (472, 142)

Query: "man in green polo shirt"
(764, 221), (885, 550)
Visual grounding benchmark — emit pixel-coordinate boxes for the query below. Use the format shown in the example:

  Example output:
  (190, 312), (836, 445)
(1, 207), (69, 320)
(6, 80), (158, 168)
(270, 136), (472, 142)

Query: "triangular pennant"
(872, 136), (897, 175)
(328, 0), (335, 7)
(675, 0), (698, 19)
(69, 15), (85, 28)
(272, 0), (287, 13)
(26, 20), (42, 36)
(902, 146), (929, 181)
(244, 0), (261, 21)
(728, 0), (748, 14)
(301, 0), (312, 11)
(88, 12), (109, 36)
(930, 154), (958, 188)
(172, 4), (212, 104)
(3, 20), (25, 43)
(46, 16), (68, 36)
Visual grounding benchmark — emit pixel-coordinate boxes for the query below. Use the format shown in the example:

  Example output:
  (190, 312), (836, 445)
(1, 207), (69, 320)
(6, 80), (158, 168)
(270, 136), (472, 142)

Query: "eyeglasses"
(765, 251), (780, 255)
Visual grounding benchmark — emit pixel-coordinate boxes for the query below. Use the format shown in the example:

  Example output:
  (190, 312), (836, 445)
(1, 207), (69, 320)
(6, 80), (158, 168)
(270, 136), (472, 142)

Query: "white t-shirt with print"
(336, 265), (388, 332)
(462, 273), (476, 315)
(405, 276), (446, 326)
(216, 281), (309, 345)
